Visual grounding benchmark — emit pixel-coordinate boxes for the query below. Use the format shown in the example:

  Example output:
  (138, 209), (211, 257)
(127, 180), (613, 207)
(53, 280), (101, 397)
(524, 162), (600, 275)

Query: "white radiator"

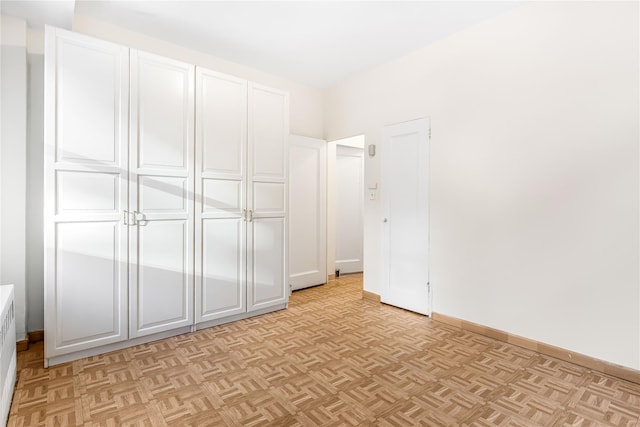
(0, 285), (16, 427)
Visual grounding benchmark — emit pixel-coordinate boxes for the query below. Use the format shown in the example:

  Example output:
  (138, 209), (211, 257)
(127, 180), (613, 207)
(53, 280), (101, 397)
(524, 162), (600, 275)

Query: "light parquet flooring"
(9, 274), (640, 426)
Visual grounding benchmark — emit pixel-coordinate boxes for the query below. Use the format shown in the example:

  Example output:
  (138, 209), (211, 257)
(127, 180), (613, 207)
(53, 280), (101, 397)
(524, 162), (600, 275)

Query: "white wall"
(325, 2), (639, 370)
(26, 29), (44, 332)
(1, 15), (28, 341)
(72, 14), (324, 139)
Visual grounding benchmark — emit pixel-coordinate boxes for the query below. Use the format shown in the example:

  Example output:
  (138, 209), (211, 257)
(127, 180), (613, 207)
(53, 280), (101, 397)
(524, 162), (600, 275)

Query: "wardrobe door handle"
(123, 210), (136, 226)
(134, 211), (145, 225)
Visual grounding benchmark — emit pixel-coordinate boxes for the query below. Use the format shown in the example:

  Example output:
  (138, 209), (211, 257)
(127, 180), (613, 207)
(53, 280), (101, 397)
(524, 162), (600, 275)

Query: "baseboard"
(431, 312), (640, 385)
(327, 274), (336, 281)
(16, 339), (29, 352)
(28, 330), (44, 343)
(16, 330), (46, 353)
(362, 290), (381, 303)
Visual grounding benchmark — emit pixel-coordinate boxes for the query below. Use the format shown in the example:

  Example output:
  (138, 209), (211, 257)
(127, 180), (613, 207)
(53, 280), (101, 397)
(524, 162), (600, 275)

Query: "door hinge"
(428, 128), (432, 139)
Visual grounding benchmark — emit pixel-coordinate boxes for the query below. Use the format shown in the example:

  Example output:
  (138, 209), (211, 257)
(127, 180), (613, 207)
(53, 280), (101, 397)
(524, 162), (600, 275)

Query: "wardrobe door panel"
(56, 171), (119, 214)
(202, 179), (243, 214)
(135, 221), (190, 332)
(252, 182), (285, 215)
(136, 60), (190, 170)
(44, 28), (129, 361)
(200, 218), (246, 319)
(249, 85), (288, 180)
(56, 39), (119, 164)
(138, 176), (187, 213)
(200, 72), (246, 176)
(55, 222), (123, 348)
(195, 68), (248, 323)
(130, 50), (194, 337)
(247, 84), (289, 312)
(247, 218), (286, 310)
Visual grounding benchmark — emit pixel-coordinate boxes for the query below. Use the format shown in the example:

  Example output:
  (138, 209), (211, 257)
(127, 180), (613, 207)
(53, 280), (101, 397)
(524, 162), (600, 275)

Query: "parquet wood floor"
(8, 274), (640, 426)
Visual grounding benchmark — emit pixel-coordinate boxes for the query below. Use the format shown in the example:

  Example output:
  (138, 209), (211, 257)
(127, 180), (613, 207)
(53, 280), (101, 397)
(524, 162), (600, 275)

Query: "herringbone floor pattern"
(8, 274), (640, 426)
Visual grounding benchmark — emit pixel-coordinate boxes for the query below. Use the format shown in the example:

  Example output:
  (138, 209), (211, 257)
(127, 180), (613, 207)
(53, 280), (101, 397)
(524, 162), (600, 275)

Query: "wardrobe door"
(129, 50), (195, 337)
(195, 68), (247, 323)
(247, 83), (290, 312)
(44, 28), (129, 360)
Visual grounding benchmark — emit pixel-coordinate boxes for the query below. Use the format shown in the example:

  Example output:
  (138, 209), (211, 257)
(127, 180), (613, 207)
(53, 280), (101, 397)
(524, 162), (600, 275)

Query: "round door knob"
(383, 218), (388, 223)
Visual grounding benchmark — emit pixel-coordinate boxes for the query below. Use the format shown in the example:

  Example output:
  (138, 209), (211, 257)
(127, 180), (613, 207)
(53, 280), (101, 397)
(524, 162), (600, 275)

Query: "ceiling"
(1, 1), (75, 29)
(1, 1), (520, 88)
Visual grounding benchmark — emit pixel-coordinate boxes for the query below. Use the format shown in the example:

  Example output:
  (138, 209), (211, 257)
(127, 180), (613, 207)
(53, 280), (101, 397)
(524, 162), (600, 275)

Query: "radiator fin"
(0, 286), (16, 427)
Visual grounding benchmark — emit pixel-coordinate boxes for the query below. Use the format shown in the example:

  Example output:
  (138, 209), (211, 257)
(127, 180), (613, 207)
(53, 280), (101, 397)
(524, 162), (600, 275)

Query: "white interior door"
(381, 118), (430, 315)
(247, 83), (289, 311)
(195, 68), (247, 322)
(335, 145), (364, 274)
(44, 28), (129, 357)
(289, 135), (327, 290)
(129, 50), (194, 337)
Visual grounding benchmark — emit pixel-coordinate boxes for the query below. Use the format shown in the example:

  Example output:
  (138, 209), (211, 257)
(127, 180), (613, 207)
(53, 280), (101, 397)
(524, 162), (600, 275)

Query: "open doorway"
(328, 135), (365, 278)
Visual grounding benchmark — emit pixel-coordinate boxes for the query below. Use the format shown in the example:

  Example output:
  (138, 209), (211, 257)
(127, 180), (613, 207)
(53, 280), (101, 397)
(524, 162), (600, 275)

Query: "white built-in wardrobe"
(43, 27), (289, 367)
